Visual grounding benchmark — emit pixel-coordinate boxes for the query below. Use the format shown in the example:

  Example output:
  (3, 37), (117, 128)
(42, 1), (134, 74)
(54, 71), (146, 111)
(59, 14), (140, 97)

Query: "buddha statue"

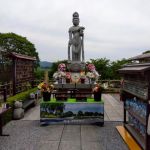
(68, 12), (85, 62)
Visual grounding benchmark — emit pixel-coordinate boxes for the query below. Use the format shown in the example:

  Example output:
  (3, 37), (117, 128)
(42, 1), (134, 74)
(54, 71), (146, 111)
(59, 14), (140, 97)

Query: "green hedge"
(7, 87), (38, 106)
(1, 88), (38, 126)
(3, 108), (13, 126)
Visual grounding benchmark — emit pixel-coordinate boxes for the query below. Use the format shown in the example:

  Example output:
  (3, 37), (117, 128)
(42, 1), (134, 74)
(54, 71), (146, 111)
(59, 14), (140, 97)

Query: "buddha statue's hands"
(78, 27), (85, 36)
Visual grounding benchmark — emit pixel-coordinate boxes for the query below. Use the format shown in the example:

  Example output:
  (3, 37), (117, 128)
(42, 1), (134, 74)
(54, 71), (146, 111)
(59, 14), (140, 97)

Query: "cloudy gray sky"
(1, 0), (150, 62)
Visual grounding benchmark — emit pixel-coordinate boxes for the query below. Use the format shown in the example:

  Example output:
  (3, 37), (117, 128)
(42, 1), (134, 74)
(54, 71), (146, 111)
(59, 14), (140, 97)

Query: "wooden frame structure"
(118, 63), (150, 150)
(0, 50), (36, 97)
(10, 52), (36, 95)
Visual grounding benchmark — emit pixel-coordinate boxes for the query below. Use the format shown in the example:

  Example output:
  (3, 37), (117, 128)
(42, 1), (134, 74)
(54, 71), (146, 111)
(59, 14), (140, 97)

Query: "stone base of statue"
(67, 61), (86, 72)
(53, 61), (98, 99)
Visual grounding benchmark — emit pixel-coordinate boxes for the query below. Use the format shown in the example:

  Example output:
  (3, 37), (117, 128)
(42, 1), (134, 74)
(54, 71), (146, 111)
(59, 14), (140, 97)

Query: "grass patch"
(41, 98), (104, 103)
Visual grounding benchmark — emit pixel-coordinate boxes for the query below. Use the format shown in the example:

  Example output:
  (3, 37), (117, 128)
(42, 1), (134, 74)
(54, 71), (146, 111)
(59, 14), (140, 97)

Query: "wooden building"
(118, 54), (150, 150)
(0, 49), (36, 96)
(10, 52), (36, 95)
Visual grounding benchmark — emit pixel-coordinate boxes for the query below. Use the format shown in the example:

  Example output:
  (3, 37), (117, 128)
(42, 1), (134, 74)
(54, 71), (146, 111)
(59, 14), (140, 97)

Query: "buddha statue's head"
(72, 12), (79, 26)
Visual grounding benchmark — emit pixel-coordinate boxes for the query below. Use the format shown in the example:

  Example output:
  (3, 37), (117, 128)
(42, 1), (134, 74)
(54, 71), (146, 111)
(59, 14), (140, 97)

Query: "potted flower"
(41, 83), (52, 101)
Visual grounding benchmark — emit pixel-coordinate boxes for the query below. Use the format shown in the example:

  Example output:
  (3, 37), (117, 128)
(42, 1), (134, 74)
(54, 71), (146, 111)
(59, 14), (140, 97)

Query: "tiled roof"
(129, 53), (150, 61)
(10, 52), (36, 61)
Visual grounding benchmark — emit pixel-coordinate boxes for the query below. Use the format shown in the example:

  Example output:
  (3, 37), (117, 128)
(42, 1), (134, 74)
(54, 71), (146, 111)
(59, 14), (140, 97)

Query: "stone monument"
(40, 12), (104, 126)
(53, 12), (100, 88)
(68, 12), (85, 62)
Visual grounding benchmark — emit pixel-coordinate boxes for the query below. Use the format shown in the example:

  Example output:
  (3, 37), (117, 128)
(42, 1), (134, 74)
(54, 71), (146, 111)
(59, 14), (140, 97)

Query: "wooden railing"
(98, 80), (121, 93)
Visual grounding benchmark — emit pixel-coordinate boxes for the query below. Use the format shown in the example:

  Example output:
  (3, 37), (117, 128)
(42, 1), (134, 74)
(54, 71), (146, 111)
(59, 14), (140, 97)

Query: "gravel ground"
(0, 120), (128, 150)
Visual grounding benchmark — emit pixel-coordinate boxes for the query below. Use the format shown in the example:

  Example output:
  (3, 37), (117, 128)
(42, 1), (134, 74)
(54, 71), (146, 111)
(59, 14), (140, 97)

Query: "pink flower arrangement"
(58, 63), (66, 71)
(87, 64), (95, 72)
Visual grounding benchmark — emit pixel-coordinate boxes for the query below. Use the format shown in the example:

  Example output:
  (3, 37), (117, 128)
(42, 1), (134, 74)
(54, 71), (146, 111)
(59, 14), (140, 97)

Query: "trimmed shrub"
(3, 88), (38, 125)
(7, 87), (38, 106)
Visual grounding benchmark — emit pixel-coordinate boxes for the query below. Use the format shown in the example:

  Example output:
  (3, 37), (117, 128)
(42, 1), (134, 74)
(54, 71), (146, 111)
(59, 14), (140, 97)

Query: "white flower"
(86, 72), (95, 79)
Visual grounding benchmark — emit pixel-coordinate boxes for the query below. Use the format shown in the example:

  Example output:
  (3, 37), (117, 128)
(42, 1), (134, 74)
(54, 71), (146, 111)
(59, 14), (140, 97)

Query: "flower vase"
(91, 78), (95, 84)
(58, 78), (62, 84)
(81, 78), (85, 84)
(66, 78), (70, 83)
(43, 91), (51, 101)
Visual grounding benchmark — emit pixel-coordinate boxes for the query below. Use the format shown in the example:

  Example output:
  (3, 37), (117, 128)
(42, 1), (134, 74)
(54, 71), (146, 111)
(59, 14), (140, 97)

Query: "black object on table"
(0, 107), (11, 136)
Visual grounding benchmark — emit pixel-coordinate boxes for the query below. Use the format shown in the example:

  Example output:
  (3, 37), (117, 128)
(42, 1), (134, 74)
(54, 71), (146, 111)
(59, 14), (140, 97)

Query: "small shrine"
(117, 53), (150, 150)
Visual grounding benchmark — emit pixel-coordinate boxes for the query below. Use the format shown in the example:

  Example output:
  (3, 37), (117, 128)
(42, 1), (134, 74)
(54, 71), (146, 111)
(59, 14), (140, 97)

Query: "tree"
(89, 58), (111, 79)
(0, 32), (39, 66)
(88, 58), (129, 80)
(110, 59), (129, 79)
(78, 111), (83, 116)
(34, 67), (45, 80)
(143, 50), (150, 54)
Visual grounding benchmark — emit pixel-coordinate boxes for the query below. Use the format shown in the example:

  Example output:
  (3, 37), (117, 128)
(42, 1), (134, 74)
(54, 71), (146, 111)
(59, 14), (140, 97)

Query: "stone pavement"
(22, 94), (124, 121)
(0, 94), (128, 150)
(103, 94), (123, 121)
(22, 105), (40, 120)
(0, 121), (128, 150)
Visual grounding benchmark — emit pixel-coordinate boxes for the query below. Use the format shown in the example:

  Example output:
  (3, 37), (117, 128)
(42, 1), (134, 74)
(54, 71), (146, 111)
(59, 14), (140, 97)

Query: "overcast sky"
(1, 0), (150, 62)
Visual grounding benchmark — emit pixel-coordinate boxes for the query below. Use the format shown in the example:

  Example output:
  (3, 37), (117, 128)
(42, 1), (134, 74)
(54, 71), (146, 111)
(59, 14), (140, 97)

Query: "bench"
(22, 99), (35, 110)
(22, 91), (41, 110)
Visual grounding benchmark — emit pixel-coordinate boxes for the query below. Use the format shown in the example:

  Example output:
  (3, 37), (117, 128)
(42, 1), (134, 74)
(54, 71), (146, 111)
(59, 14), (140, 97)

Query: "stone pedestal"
(67, 61), (86, 72)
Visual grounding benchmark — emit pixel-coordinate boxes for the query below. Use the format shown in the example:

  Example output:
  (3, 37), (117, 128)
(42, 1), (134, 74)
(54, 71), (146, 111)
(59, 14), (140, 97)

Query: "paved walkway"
(1, 121), (128, 150)
(103, 94), (123, 121)
(0, 94), (128, 150)
(22, 94), (124, 122)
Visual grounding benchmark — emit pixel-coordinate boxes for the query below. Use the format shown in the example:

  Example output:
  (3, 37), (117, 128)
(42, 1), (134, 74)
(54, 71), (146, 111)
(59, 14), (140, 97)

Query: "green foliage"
(142, 50), (150, 54)
(34, 67), (45, 80)
(88, 58), (129, 79)
(0, 32), (40, 66)
(110, 59), (129, 79)
(89, 58), (111, 79)
(7, 87), (37, 106)
(2, 108), (13, 126)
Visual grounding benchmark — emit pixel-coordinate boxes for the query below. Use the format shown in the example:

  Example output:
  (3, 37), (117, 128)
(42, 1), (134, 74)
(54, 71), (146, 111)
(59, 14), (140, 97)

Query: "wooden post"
(12, 58), (16, 95)
(44, 70), (49, 85)
(31, 61), (34, 88)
